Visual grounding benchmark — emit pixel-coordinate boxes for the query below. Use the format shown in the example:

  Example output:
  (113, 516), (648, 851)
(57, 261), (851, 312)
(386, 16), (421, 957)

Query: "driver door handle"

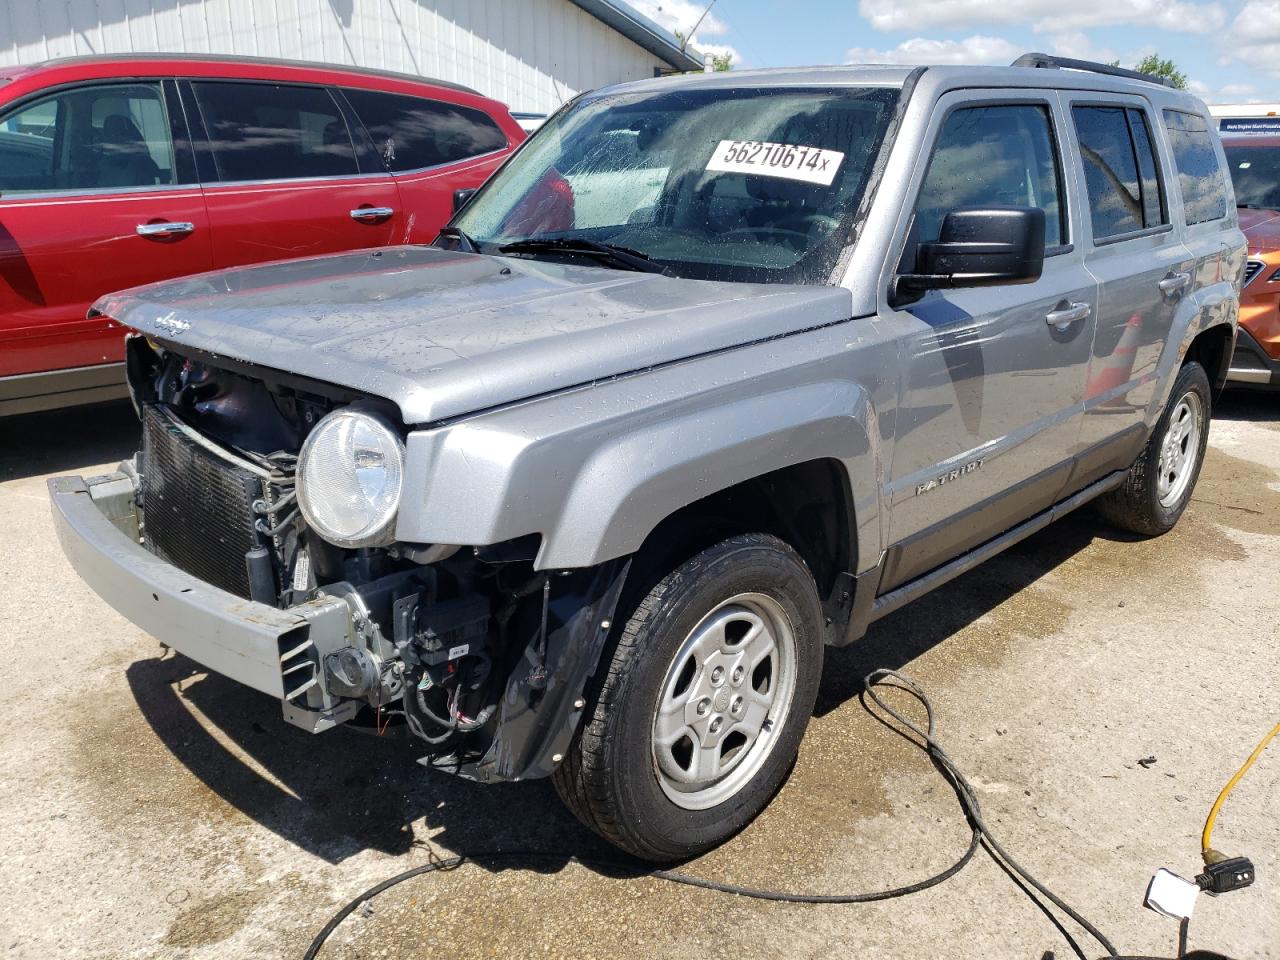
(1158, 271), (1192, 295)
(350, 207), (394, 222)
(136, 221), (194, 238)
(1045, 301), (1091, 328)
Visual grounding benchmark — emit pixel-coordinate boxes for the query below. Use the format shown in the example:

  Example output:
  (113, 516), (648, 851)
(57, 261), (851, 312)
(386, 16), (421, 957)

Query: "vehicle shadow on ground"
(0, 400), (139, 481)
(124, 509), (1121, 874)
(125, 651), (617, 869)
(1214, 391), (1279, 423)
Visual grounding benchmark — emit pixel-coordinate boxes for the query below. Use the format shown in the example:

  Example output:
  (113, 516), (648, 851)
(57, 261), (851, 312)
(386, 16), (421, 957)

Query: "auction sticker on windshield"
(706, 140), (845, 186)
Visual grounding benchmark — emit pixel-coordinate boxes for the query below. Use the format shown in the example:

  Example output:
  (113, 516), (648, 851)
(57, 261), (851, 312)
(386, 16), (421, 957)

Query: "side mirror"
(895, 207), (1045, 301)
(453, 188), (478, 213)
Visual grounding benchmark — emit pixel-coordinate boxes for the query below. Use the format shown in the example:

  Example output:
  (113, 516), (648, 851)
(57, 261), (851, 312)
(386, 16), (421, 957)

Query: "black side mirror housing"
(896, 207), (1046, 300)
(453, 188), (478, 213)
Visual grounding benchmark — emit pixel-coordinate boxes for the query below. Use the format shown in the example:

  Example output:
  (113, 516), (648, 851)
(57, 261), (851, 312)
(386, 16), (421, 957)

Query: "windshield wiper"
(436, 225), (479, 253)
(498, 237), (669, 274)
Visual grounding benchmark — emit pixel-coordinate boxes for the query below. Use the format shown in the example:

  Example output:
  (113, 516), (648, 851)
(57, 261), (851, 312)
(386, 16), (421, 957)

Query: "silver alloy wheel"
(1157, 390), (1204, 508)
(651, 592), (797, 811)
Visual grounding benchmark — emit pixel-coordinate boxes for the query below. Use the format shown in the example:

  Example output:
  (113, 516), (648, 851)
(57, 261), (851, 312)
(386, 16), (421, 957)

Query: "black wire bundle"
(303, 668), (1118, 960)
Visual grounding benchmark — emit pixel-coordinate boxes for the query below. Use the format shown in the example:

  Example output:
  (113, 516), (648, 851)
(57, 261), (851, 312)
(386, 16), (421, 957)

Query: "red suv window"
(342, 87), (508, 172)
(191, 81), (361, 182)
(0, 82), (177, 194)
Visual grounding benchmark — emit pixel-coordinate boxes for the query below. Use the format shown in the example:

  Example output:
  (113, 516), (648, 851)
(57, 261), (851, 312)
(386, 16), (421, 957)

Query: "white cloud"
(1043, 31), (1117, 64)
(628, 0), (730, 37)
(1188, 78), (1262, 103)
(859, 0), (1225, 35)
(629, 1), (742, 66)
(845, 35), (1024, 66)
(1222, 1), (1280, 77)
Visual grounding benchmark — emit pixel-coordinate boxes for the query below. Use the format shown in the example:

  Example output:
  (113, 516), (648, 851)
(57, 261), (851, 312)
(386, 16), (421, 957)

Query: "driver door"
(878, 93), (1097, 590)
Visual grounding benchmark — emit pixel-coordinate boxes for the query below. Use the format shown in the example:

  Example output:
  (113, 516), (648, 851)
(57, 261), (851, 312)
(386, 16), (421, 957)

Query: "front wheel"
(1097, 360), (1211, 536)
(552, 533), (823, 861)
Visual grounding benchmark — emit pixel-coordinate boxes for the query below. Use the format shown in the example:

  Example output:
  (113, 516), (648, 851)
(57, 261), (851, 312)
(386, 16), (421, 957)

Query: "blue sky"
(630, 0), (1280, 104)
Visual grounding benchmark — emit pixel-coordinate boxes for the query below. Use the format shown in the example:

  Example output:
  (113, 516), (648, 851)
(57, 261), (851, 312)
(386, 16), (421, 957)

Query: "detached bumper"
(1227, 327), (1280, 389)
(49, 471), (352, 727)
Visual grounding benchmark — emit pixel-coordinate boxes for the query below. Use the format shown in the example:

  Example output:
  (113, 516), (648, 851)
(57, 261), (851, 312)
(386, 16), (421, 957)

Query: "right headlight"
(297, 409), (405, 548)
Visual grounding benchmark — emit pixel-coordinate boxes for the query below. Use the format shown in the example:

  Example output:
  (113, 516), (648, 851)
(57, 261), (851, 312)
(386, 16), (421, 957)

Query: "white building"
(0, 0), (702, 115)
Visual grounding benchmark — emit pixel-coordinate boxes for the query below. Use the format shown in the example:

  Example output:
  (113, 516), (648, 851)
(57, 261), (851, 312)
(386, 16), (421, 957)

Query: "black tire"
(553, 533), (823, 861)
(1097, 360), (1211, 537)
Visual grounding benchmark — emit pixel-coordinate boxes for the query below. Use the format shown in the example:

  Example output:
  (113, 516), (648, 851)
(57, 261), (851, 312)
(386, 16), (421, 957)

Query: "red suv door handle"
(136, 221), (195, 238)
(350, 207), (394, 222)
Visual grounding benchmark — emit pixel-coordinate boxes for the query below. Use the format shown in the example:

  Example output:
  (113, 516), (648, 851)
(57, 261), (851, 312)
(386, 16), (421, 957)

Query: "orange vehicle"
(1222, 133), (1280, 388)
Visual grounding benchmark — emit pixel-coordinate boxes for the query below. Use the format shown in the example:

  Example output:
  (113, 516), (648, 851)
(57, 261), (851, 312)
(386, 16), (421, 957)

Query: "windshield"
(1223, 141), (1280, 209)
(453, 85), (900, 284)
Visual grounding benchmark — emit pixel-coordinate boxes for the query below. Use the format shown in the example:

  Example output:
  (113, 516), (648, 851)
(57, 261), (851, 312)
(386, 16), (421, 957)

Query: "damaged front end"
(52, 336), (629, 783)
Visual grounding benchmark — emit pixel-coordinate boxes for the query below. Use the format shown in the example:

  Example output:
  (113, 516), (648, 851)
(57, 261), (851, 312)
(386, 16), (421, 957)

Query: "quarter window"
(909, 103), (1065, 267)
(192, 82), (359, 183)
(342, 88), (507, 171)
(1163, 110), (1229, 224)
(0, 82), (175, 194)
(1072, 105), (1168, 240)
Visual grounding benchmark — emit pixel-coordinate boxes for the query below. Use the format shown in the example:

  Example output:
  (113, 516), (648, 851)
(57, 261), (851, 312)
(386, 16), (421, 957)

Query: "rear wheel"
(1097, 360), (1211, 536)
(553, 533), (823, 861)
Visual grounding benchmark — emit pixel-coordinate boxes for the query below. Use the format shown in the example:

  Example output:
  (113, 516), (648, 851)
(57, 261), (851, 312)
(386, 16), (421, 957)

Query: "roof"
(4, 52), (483, 96)
(567, 0), (703, 72)
(591, 64), (918, 97)
(590, 61), (1207, 106)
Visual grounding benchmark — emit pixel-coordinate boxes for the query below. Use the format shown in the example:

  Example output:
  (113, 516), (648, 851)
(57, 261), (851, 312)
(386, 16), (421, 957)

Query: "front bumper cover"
(48, 469), (357, 732)
(49, 467), (633, 781)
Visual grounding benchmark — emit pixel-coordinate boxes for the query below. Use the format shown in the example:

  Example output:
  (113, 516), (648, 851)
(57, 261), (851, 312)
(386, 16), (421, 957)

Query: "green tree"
(1111, 54), (1187, 89)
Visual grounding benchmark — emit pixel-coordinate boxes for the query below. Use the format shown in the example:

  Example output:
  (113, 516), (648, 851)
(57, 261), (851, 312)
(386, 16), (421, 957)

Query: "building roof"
(568, 0), (703, 73)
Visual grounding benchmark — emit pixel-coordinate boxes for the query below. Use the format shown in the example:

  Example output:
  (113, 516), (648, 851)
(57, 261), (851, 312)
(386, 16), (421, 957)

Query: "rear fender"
(1148, 276), (1239, 423)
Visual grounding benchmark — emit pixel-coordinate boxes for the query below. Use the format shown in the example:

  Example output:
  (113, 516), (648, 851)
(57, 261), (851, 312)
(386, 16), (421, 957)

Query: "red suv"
(0, 54), (524, 415)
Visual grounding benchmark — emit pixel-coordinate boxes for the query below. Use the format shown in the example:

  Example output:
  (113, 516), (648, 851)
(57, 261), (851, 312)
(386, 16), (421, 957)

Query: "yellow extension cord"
(1202, 721), (1280, 864)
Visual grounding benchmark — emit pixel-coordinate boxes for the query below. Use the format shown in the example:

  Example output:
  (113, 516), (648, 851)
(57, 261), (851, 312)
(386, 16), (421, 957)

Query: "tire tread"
(1096, 360), (1211, 537)
(552, 533), (818, 860)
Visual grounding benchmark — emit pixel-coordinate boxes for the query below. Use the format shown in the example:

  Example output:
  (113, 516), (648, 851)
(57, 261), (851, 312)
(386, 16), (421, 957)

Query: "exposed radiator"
(140, 404), (266, 600)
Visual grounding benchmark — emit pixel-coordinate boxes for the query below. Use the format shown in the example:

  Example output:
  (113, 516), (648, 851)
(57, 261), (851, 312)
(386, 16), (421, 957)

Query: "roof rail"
(1010, 52), (1175, 88)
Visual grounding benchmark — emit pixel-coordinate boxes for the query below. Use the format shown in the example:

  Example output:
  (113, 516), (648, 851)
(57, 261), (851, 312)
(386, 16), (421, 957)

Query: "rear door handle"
(1158, 271), (1192, 295)
(350, 207), (394, 222)
(136, 221), (195, 238)
(1045, 301), (1091, 328)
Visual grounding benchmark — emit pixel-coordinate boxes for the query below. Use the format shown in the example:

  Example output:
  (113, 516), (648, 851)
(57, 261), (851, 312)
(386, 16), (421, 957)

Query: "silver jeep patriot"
(50, 56), (1244, 860)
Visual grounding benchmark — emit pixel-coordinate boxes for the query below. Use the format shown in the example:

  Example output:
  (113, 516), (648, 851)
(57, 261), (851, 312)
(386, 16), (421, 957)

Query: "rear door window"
(342, 88), (508, 171)
(191, 81), (359, 183)
(1162, 110), (1229, 224)
(1072, 105), (1168, 240)
(0, 82), (176, 193)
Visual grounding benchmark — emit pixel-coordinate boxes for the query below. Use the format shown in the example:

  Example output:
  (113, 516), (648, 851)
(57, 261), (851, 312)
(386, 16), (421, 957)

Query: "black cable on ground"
(303, 668), (1118, 960)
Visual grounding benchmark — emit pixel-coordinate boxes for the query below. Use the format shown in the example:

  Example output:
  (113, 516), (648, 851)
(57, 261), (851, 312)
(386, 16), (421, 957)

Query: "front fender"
(395, 321), (896, 574)
(545, 380), (875, 568)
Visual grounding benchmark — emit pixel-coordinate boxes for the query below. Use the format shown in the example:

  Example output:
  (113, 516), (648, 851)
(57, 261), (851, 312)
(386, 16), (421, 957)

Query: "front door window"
(0, 82), (176, 194)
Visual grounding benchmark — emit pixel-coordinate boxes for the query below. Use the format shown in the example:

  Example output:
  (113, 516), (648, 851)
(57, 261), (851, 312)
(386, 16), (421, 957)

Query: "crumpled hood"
(94, 245), (855, 424)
